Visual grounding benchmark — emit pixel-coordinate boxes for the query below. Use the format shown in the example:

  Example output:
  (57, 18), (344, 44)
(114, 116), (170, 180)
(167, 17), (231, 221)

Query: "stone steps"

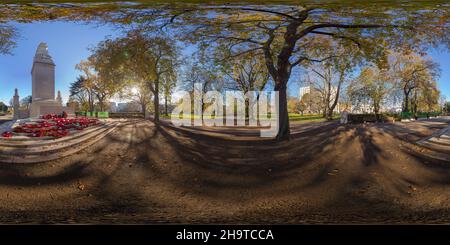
(0, 121), (115, 146)
(416, 126), (450, 162)
(417, 150), (450, 162)
(1, 123), (115, 154)
(428, 137), (450, 146)
(417, 140), (450, 154)
(0, 121), (120, 164)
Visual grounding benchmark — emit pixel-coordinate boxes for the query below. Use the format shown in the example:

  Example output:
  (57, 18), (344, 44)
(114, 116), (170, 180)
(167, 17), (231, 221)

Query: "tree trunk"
(403, 89), (410, 112)
(140, 95), (148, 118)
(200, 94), (204, 122)
(141, 104), (146, 116)
(99, 99), (104, 112)
(326, 109), (333, 120)
(373, 99), (380, 119)
(153, 83), (159, 123)
(327, 72), (343, 120)
(245, 98), (249, 120)
(412, 90), (418, 118)
(274, 82), (290, 141)
(164, 94), (168, 116)
(322, 106), (328, 118)
(324, 82), (331, 119)
(263, 19), (302, 141)
(88, 96), (92, 112)
(88, 91), (95, 112)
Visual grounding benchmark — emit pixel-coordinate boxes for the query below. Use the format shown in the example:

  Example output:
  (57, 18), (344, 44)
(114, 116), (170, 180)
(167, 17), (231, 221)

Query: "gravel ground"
(0, 118), (449, 224)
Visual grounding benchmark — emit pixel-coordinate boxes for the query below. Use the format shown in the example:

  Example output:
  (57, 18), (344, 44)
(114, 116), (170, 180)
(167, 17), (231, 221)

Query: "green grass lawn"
(289, 114), (323, 121)
(162, 113), (338, 123)
(161, 114), (204, 119)
(288, 113), (339, 122)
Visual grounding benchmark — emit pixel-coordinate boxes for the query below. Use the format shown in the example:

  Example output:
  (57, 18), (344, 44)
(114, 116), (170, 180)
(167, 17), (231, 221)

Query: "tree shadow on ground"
(0, 160), (90, 187)
(141, 120), (450, 211)
(2, 119), (450, 223)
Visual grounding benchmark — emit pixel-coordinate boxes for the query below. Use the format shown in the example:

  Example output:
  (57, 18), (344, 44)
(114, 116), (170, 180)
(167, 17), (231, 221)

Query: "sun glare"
(131, 87), (139, 95)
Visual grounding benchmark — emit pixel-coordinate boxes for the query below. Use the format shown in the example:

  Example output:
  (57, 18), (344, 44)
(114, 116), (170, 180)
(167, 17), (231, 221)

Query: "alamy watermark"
(171, 83), (279, 137)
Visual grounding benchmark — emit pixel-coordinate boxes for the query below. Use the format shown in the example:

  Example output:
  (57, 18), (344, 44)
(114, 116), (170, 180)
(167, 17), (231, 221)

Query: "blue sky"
(429, 49), (450, 101)
(0, 21), (449, 105)
(0, 21), (120, 104)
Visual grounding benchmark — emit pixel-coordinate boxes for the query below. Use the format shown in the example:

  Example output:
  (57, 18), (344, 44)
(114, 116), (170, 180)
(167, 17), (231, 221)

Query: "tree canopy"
(0, 1), (448, 139)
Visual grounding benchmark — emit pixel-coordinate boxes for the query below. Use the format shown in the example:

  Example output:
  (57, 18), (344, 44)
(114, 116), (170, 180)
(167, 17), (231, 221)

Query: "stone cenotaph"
(28, 42), (73, 118)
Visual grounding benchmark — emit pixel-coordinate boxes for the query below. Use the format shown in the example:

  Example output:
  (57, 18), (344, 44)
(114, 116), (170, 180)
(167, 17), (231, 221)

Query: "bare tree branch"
(309, 30), (362, 48)
(297, 23), (389, 39)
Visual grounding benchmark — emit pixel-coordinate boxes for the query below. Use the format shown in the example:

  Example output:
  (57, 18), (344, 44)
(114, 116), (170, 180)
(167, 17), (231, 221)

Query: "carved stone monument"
(12, 88), (30, 119)
(56, 90), (63, 106)
(28, 42), (73, 118)
(13, 88), (19, 120)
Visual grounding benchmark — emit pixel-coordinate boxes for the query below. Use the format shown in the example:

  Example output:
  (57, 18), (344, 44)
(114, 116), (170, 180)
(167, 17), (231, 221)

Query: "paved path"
(416, 123), (450, 161)
(0, 120), (15, 134)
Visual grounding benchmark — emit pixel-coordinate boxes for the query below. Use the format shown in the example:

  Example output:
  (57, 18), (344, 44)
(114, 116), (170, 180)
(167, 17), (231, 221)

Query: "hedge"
(75, 111), (109, 118)
(400, 111), (441, 119)
(109, 112), (144, 118)
(348, 113), (398, 123)
(347, 114), (378, 123)
(416, 113), (428, 118)
(400, 112), (413, 119)
(97, 112), (109, 118)
(75, 111), (86, 117)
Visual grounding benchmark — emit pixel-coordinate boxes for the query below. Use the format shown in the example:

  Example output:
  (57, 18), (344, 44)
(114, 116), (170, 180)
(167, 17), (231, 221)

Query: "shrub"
(378, 114), (397, 122)
(97, 112), (109, 118)
(416, 112), (428, 118)
(347, 114), (378, 123)
(400, 112), (413, 119)
(384, 113), (401, 121)
(347, 113), (400, 123)
(76, 111), (87, 117)
(399, 111), (441, 120)
(109, 112), (144, 118)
